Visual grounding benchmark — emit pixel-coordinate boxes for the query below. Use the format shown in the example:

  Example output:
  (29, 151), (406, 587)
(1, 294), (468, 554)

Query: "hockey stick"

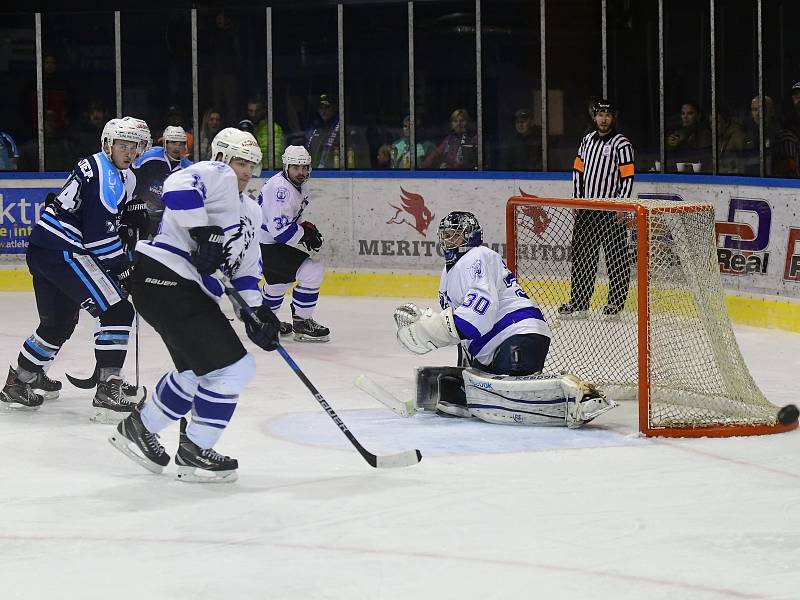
(66, 366), (99, 389)
(354, 374), (415, 417)
(217, 273), (422, 469)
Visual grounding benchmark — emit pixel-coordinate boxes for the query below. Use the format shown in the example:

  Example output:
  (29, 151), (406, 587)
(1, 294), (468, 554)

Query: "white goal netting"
(508, 197), (785, 436)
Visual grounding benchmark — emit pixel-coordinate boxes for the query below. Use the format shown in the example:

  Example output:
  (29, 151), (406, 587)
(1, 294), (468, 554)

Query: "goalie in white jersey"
(109, 128), (281, 482)
(394, 211), (617, 427)
(257, 145), (329, 341)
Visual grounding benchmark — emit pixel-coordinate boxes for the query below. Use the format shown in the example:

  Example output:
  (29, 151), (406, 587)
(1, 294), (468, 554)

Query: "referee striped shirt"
(572, 130), (635, 199)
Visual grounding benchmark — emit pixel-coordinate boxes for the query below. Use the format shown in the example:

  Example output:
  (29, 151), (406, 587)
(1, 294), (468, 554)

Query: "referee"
(559, 99), (635, 319)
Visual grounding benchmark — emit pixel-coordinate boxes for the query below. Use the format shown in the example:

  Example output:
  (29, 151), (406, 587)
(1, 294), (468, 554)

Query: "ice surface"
(0, 293), (798, 600)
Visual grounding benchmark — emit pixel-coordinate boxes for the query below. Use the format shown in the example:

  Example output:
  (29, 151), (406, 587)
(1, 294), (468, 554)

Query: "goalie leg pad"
(463, 369), (569, 426)
(463, 370), (618, 427)
(415, 366), (465, 411)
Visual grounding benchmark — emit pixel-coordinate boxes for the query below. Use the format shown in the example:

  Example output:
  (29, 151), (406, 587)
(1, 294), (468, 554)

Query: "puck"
(777, 404), (799, 425)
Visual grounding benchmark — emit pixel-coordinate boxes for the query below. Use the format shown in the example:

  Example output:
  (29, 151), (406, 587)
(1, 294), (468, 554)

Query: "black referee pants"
(568, 209), (631, 309)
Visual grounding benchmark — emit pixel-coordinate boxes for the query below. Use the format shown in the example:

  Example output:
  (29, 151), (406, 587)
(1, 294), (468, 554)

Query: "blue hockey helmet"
(438, 211), (482, 267)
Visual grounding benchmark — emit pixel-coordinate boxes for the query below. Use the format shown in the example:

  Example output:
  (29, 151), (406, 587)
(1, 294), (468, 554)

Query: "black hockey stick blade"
(216, 272), (422, 469)
(65, 369), (99, 389)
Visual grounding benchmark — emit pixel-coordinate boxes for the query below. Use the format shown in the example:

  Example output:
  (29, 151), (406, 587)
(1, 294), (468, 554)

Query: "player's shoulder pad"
(133, 146), (167, 168)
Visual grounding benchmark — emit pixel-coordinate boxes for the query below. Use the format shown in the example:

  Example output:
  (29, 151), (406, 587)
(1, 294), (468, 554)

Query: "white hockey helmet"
(281, 145), (312, 171)
(121, 116), (152, 157)
(162, 125), (188, 144)
(211, 127), (262, 176)
(100, 118), (142, 157)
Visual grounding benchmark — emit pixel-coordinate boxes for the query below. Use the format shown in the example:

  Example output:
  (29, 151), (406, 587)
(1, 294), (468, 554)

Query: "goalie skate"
(174, 419), (238, 483)
(108, 404), (170, 474)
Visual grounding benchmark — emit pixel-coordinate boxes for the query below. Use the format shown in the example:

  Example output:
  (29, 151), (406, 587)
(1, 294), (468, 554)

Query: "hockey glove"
(393, 302), (424, 330)
(189, 226), (225, 275)
(111, 261), (134, 293)
(299, 221), (323, 252)
(245, 305), (281, 352)
(118, 197), (149, 251)
(396, 307), (461, 355)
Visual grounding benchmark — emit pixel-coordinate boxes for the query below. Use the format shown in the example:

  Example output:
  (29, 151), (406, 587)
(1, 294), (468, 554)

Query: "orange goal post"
(506, 196), (797, 438)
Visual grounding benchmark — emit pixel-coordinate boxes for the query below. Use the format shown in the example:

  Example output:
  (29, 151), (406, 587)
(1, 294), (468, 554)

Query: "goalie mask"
(281, 145), (312, 185)
(438, 211), (483, 267)
(211, 127), (262, 176)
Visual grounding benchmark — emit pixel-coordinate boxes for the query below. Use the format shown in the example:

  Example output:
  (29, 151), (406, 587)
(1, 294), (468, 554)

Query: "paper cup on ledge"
(676, 162), (689, 172)
(691, 162), (701, 172)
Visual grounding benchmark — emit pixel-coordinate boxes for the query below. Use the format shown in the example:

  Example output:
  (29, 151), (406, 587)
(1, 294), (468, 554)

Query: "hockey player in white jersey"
(393, 211), (616, 427)
(257, 145), (330, 341)
(109, 128), (280, 482)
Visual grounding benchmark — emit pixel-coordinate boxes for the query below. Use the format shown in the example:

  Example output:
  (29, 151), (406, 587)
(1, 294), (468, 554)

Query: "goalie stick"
(354, 374), (415, 418)
(216, 273), (422, 469)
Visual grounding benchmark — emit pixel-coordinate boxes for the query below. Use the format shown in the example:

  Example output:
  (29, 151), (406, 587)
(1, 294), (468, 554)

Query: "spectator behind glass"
(501, 108), (542, 171)
(716, 108), (747, 174)
(23, 53), (75, 135)
(305, 93), (341, 169)
(246, 96), (285, 168)
(74, 99), (109, 158)
(376, 143), (392, 169)
(0, 130), (19, 171)
(208, 10), (241, 126)
(784, 81), (800, 141)
(198, 107), (223, 160)
(19, 108), (76, 171)
(390, 115), (433, 168)
(157, 105), (193, 157)
(665, 101), (711, 172)
(743, 95), (800, 177)
(420, 108), (478, 170)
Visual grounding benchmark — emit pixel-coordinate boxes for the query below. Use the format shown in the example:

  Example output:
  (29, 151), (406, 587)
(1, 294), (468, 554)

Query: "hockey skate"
(174, 419), (238, 483)
(601, 303), (624, 321)
(0, 366), (44, 410)
(31, 370), (62, 400)
(109, 403), (170, 474)
(557, 302), (589, 320)
(279, 321), (293, 336)
(292, 315), (330, 342)
(119, 379), (147, 403)
(90, 377), (138, 423)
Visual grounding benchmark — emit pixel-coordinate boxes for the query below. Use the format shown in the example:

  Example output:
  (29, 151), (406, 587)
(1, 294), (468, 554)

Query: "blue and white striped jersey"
(257, 170), (309, 248)
(29, 151), (128, 270)
(438, 245), (551, 366)
(136, 161), (263, 306)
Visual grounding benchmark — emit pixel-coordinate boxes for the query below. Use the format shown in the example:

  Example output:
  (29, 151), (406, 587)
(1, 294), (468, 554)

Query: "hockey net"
(506, 196), (796, 437)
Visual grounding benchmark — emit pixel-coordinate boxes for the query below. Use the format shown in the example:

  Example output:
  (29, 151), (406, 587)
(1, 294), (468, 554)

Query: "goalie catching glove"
(394, 302), (461, 355)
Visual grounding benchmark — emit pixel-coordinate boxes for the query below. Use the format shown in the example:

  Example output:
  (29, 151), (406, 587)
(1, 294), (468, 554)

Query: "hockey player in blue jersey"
(109, 127), (280, 482)
(1, 118), (150, 420)
(131, 125), (193, 238)
(393, 211), (617, 427)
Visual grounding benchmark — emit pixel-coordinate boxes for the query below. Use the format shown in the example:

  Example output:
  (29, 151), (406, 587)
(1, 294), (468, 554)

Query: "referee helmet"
(591, 99), (618, 118)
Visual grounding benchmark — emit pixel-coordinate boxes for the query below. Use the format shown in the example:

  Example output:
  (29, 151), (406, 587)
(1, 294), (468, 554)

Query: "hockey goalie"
(392, 210), (617, 428)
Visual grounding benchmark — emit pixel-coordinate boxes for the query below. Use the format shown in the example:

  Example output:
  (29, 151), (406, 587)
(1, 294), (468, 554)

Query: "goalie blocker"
(415, 366), (617, 428)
